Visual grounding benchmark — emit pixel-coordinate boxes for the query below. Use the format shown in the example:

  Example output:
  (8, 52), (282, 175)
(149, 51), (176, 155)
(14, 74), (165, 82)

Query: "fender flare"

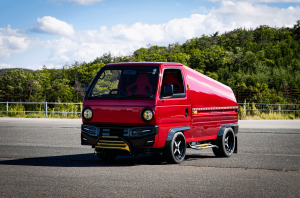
(164, 126), (190, 148)
(217, 124), (239, 138)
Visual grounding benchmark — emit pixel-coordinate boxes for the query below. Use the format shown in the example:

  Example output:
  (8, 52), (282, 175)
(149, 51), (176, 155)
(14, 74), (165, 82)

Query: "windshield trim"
(86, 66), (159, 100)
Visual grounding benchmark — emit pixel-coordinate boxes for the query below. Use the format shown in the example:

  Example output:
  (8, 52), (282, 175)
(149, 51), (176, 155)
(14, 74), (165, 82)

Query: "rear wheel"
(164, 132), (186, 164)
(213, 128), (235, 157)
(96, 149), (118, 161)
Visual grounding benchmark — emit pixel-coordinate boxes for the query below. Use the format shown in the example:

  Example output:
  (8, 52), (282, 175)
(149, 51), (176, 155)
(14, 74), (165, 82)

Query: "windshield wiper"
(129, 94), (154, 98)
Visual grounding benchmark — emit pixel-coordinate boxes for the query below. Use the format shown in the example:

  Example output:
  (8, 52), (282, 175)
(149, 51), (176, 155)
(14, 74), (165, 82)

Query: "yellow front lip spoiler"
(95, 139), (130, 152)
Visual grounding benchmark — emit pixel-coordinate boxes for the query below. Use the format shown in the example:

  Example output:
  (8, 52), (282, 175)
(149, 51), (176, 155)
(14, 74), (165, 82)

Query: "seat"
(162, 72), (183, 93)
(126, 74), (153, 96)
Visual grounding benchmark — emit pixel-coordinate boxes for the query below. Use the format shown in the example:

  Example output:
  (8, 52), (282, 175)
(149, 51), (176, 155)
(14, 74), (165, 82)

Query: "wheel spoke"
(177, 149), (181, 155)
(225, 136), (229, 143)
(225, 143), (229, 150)
(174, 148), (180, 155)
(175, 141), (178, 147)
(177, 141), (181, 147)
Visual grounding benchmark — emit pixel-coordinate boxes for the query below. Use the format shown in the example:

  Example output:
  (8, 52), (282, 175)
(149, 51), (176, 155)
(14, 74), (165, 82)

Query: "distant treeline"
(1, 20), (300, 104)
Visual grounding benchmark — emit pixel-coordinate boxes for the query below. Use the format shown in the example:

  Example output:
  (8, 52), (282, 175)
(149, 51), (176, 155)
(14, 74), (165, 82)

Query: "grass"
(238, 103), (299, 120)
(0, 103), (82, 119)
(240, 112), (299, 120)
(0, 112), (81, 119)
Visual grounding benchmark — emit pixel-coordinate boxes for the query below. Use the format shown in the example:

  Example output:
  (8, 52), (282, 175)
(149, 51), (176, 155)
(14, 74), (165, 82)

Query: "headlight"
(83, 107), (93, 121)
(141, 108), (154, 123)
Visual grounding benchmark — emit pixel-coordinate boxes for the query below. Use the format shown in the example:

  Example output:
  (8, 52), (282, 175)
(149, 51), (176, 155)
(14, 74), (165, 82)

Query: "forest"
(1, 21), (300, 107)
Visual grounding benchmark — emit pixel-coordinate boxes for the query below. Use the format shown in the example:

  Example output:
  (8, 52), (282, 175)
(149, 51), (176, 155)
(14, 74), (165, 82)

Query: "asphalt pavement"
(0, 118), (299, 197)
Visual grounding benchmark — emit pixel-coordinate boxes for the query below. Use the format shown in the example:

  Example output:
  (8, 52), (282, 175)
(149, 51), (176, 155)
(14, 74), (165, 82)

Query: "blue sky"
(1, 0), (300, 70)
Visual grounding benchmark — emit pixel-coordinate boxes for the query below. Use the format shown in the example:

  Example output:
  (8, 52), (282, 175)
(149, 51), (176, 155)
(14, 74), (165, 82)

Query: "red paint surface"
(83, 62), (238, 148)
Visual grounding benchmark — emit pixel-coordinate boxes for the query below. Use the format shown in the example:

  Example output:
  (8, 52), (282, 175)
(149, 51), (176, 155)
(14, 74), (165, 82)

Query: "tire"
(96, 149), (117, 162)
(164, 132), (186, 164)
(213, 128), (235, 157)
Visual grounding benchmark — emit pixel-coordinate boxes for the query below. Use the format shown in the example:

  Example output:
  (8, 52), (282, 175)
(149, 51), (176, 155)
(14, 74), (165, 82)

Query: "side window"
(160, 69), (185, 98)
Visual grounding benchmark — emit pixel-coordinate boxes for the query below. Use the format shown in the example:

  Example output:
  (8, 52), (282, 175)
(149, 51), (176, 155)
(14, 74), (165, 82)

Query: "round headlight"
(141, 108), (154, 123)
(83, 107), (93, 121)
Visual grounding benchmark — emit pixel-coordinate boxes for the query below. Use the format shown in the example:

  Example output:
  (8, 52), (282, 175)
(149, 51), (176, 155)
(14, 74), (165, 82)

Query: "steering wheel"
(109, 89), (128, 96)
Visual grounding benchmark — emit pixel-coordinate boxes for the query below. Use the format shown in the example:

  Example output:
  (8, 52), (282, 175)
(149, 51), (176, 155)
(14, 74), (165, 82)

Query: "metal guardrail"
(0, 102), (82, 118)
(237, 103), (300, 115)
(1, 102), (299, 118)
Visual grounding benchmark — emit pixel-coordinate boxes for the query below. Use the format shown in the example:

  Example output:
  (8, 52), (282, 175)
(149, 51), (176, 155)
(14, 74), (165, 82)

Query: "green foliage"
(1, 21), (300, 106)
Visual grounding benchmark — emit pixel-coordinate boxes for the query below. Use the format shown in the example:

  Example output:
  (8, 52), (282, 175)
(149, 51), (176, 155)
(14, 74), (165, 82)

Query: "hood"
(82, 99), (156, 126)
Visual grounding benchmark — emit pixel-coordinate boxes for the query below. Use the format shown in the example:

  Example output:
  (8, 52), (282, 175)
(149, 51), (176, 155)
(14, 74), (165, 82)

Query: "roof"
(105, 62), (184, 67)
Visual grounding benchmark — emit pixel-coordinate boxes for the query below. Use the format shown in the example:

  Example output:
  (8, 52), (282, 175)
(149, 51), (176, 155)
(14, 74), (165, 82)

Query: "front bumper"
(81, 124), (158, 149)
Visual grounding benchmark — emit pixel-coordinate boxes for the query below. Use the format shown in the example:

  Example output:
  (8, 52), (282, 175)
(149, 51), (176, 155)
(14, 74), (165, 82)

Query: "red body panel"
(183, 66), (238, 140)
(83, 99), (156, 126)
(82, 62), (238, 149)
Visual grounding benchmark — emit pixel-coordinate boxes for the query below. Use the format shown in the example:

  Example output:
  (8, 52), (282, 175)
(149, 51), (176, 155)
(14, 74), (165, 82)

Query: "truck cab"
(81, 62), (238, 163)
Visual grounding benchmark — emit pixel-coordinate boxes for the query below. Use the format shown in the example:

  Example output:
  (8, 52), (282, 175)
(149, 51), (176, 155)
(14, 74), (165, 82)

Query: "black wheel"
(96, 149), (117, 162)
(164, 132), (186, 164)
(213, 128), (235, 157)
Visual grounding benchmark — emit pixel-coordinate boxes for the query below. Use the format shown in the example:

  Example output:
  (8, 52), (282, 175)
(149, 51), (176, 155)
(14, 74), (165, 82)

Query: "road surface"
(0, 118), (299, 197)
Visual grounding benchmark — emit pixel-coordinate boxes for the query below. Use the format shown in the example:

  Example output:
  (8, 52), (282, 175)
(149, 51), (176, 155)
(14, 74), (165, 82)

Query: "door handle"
(185, 107), (189, 117)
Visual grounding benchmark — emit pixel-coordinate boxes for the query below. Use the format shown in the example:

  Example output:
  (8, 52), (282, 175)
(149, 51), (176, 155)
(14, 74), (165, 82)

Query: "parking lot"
(0, 118), (299, 197)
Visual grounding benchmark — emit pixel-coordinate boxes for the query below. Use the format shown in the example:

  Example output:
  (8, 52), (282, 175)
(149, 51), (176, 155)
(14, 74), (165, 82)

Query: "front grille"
(101, 127), (129, 137)
(82, 125), (156, 138)
(81, 125), (99, 136)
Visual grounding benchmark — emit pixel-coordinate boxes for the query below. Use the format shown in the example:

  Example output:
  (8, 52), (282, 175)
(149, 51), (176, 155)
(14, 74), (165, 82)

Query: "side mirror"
(163, 84), (173, 97)
(84, 84), (90, 94)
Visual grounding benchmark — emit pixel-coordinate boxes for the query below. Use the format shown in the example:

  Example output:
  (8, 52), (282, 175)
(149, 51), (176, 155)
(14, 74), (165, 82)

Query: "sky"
(0, 0), (300, 70)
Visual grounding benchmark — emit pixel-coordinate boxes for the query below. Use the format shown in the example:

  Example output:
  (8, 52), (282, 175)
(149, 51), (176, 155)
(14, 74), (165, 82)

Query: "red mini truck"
(81, 62), (238, 163)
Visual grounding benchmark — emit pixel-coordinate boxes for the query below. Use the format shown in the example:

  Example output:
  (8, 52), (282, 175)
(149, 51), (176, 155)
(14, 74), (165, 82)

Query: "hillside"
(0, 21), (299, 104)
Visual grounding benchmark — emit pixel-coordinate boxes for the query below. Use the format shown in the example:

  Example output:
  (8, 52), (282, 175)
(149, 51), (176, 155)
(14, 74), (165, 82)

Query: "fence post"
(6, 101), (8, 117)
(279, 104), (281, 116)
(243, 103), (246, 119)
(45, 102), (48, 118)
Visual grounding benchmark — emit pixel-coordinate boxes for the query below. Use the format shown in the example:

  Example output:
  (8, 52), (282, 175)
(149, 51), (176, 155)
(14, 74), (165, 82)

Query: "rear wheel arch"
(217, 124), (239, 137)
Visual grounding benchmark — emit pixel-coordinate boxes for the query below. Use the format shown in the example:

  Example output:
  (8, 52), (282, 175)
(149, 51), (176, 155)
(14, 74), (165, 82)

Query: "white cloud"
(209, 1), (300, 29)
(0, 25), (35, 59)
(0, 63), (14, 69)
(44, 37), (78, 62)
(44, 2), (300, 64)
(31, 16), (75, 36)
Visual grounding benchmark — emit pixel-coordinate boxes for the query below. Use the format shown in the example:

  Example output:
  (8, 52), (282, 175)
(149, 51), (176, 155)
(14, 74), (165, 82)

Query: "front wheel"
(212, 128), (235, 157)
(164, 132), (186, 164)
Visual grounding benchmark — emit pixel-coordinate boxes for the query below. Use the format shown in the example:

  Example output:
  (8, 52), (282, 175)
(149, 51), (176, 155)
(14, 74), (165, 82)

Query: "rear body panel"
(184, 66), (238, 142)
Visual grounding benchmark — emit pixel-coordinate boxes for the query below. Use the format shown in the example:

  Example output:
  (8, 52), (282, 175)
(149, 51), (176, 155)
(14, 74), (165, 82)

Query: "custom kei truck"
(81, 62), (238, 163)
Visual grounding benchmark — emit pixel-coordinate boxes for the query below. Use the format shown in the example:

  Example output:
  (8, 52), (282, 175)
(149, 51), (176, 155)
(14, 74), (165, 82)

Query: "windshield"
(89, 66), (159, 99)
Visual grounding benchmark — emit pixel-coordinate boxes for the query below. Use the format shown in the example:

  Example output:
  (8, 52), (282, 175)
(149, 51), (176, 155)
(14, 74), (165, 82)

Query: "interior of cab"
(125, 74), (154, 96)
(116, 67), (158, 97)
